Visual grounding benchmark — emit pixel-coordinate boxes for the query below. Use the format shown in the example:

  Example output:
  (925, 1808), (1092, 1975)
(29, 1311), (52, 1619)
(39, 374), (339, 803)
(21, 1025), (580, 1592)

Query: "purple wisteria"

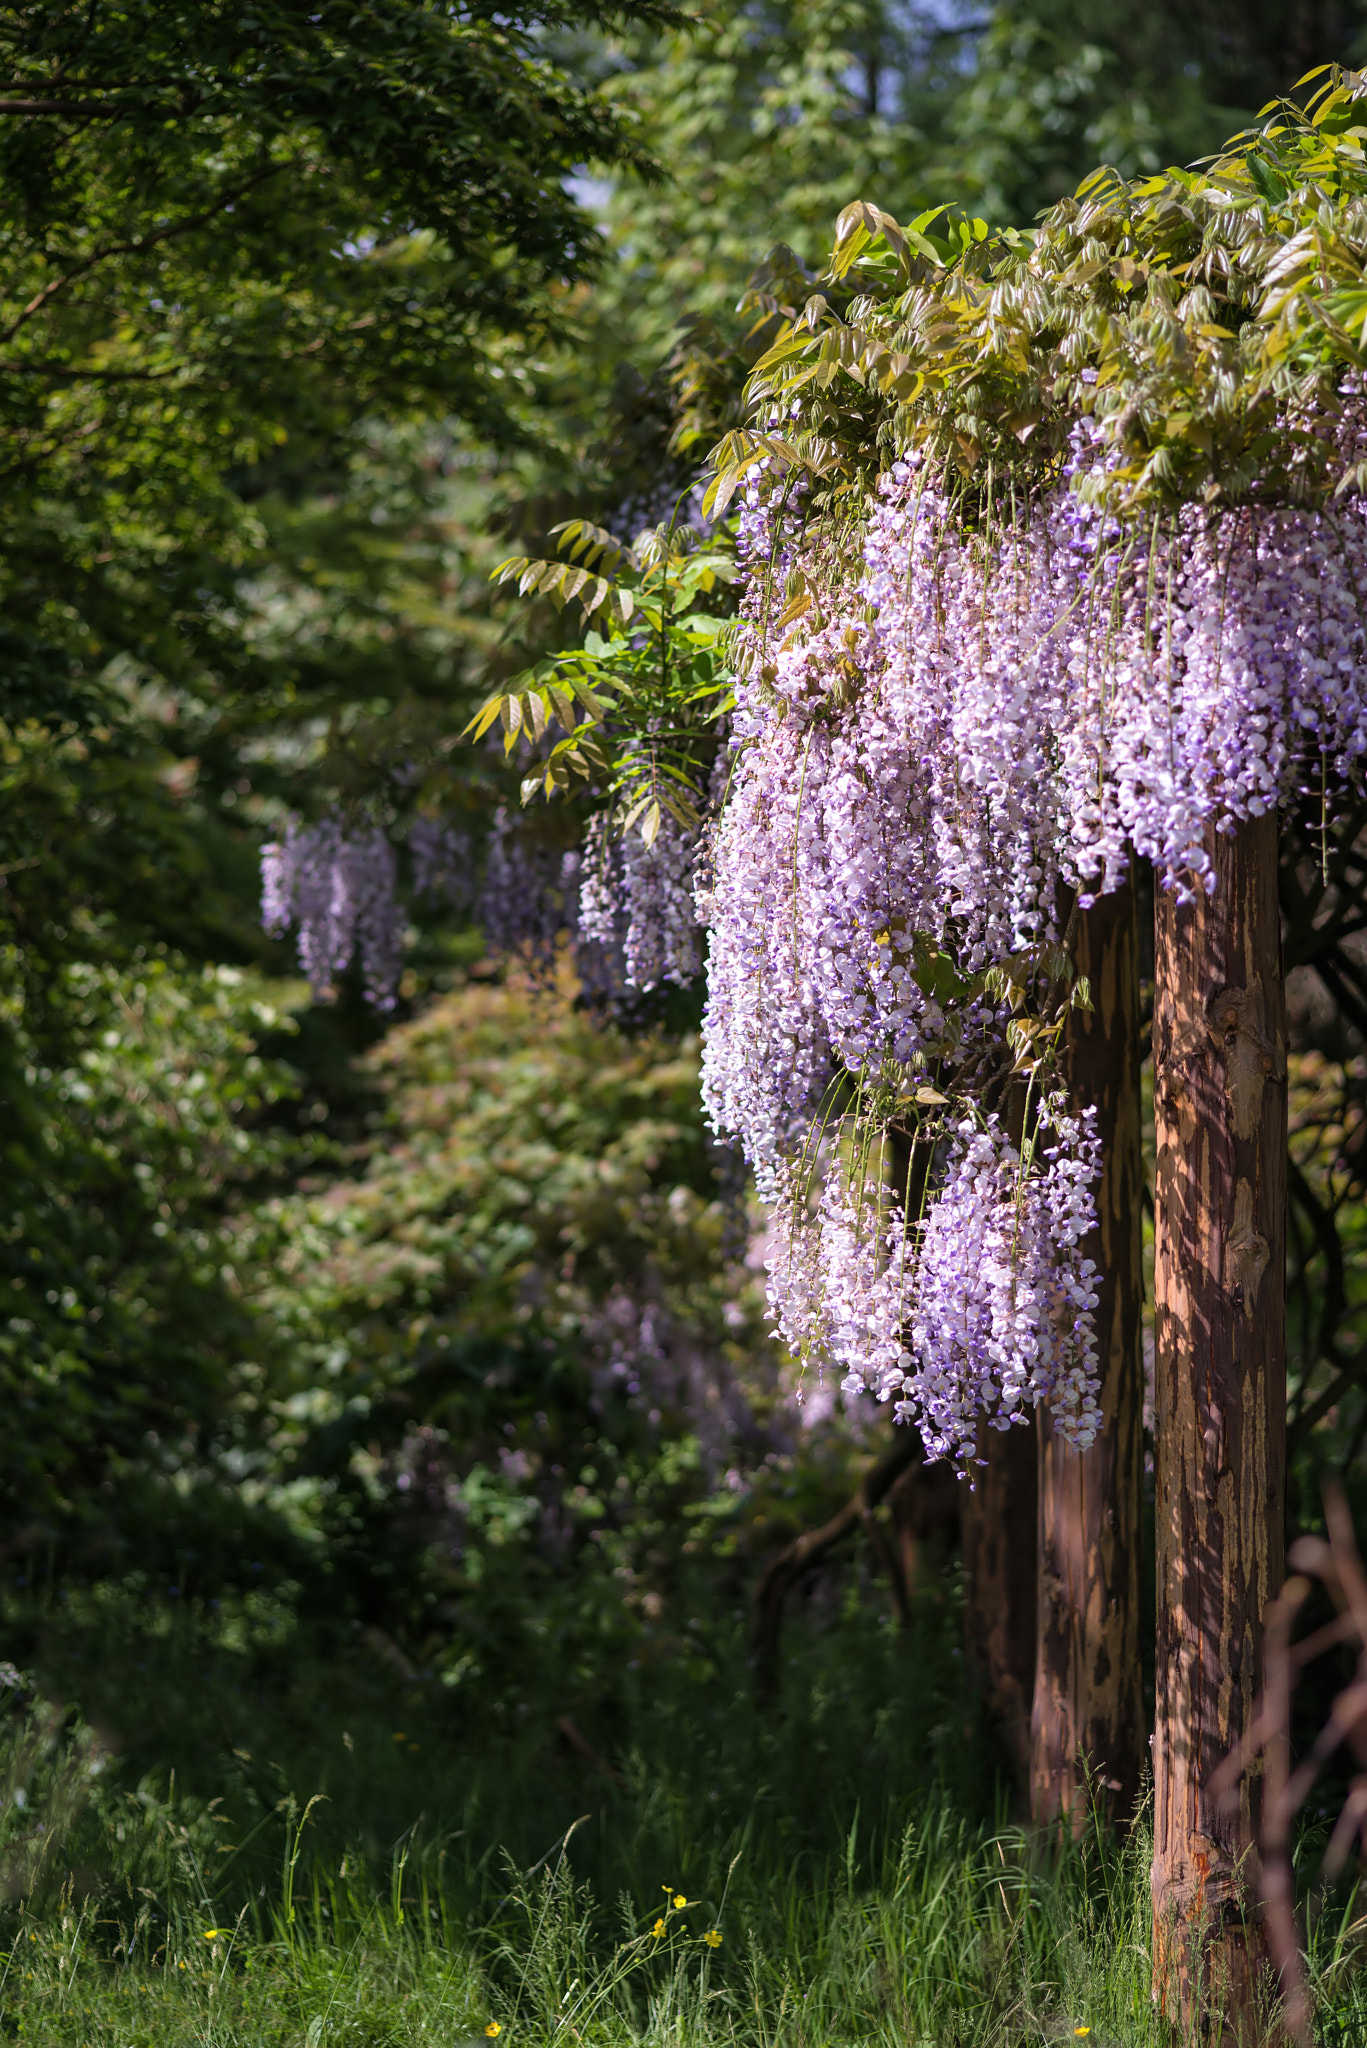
(260, 801), (707, 1013)
(261, 815), (404, 1009)
(765, 1102), (1101, 1460)
(409, 817), (473, 908)
(701, 441), (1367, 1461)
(478, 807), (581, 982)
(578, 810), (704, 993)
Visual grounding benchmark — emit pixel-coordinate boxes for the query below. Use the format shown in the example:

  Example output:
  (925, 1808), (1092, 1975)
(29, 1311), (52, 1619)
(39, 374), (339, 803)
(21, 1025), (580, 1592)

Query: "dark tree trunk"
(888, 1447), (962, 1597)
(962, 1410), (1037, 1781)
(1031, 881), (1146, 1829)
(1151, 814), (1287, 2041)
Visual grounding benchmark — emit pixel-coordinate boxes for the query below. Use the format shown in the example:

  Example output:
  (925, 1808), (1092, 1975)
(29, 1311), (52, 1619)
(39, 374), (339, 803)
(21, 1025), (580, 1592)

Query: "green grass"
(5, 1794), (1161, 2047)
(2, 1579), (1366, 2045)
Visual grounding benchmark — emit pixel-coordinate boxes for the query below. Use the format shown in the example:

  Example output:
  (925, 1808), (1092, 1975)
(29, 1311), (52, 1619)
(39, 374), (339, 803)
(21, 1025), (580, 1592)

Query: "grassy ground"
(5, 1810), (1160, 2048)
(1, 1580), (1365, 2046)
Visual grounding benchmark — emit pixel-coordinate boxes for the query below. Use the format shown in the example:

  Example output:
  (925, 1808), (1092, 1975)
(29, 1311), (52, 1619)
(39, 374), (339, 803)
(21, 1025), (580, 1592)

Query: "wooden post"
(963, 1410), (1037, 1784)
(1031, 880), (1146, 1830)
(1151, 814), (1287, 2041)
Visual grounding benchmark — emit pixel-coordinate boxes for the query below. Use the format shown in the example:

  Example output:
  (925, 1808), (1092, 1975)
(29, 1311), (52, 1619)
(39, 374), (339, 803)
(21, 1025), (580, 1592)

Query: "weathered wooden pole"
(1151, 814), (1287, 2041)
(963, 1410), (1037, 1782)
(1031, 879), (1145, 1830)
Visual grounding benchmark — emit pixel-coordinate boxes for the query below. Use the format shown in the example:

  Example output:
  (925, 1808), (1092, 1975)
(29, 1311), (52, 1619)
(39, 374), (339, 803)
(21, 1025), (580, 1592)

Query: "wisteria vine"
(689, 425), (1367, 1463)
(259, 62), (1367, 1472)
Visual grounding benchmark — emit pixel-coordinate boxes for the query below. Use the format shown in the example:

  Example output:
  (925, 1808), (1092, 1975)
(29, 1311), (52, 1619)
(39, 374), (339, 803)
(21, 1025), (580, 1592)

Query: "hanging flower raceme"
(578, 808), (704, 994)
(409, 818), (473, 909)
(1050, 442), (1367, 903)
(477, 806), (582, 982)
(901, 1106), (1101, 1459)
(764, 1102), (1101, 1462)
(699, 416), (1367, 1463)
(261, 815), (404, 1009)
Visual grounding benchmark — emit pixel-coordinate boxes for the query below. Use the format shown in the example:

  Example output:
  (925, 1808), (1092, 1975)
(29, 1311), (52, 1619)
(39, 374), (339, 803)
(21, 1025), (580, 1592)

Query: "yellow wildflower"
(202, 1931), (223, 1941)
(704, 1930), (723, 1949)
(651, 1918), (666, 1938)
(672, 1893), (686, 1908)
(485, 2025), (501, 2037)
(1074, 2031), (1090, 2039)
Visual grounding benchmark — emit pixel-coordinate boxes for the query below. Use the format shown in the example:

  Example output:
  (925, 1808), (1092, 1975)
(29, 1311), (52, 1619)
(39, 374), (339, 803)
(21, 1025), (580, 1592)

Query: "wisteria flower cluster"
(263, 807), (605, 1009)
(469, 809), (693, 1012)
(409, 817), (473, 909)
(765, 1102), (1100, 1461)
(261, 815), (404, 1010)
(578, 811), (704, 993)
(478, 807), (582, 983)
(702, 441), (1367, 1460)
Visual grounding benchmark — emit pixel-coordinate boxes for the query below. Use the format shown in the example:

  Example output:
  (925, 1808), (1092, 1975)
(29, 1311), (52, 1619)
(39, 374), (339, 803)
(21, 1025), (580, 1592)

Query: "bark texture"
(1151, 815), (1287, 2042)
(962, 1410), (1037, 1780)
(1031, 882), (1146, 1830)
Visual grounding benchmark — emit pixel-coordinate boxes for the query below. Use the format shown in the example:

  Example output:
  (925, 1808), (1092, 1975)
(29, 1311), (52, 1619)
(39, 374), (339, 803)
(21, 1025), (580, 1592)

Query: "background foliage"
(7, 0), (1367, 2037)
(4, 0), (1367, 1706)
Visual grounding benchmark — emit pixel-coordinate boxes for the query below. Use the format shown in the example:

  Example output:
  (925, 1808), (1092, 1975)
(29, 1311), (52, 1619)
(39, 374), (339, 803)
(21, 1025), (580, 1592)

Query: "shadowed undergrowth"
(1, 1583), (1365, 2045)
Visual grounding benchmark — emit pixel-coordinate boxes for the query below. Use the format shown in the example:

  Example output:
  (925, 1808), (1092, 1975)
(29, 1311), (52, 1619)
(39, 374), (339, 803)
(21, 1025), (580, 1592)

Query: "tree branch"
(0, 160), (288, 347)
(1288, 1341), (1367, 1452)
(1286, 1154), (1349, 1424)
(0, 98), (162, 114)
(748, 1428), (922, 1702)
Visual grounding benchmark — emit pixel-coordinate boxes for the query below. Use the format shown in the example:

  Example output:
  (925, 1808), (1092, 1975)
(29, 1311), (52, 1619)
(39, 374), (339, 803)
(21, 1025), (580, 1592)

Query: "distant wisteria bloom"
(408, 817), (473, 908)
(261, 815), (404, 1009)
(578, 810), (703, 994)
(477, 807), (581, 982)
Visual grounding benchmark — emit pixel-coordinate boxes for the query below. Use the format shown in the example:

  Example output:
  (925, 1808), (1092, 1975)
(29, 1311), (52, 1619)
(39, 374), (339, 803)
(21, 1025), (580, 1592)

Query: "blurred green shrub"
(251, 967), (802, 1712)
(0, 950), (305, 1560)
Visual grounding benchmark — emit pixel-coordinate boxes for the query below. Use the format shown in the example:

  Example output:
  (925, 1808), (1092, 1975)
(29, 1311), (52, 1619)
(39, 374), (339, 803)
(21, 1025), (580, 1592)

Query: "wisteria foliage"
(699, 440), (1367, 1462)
